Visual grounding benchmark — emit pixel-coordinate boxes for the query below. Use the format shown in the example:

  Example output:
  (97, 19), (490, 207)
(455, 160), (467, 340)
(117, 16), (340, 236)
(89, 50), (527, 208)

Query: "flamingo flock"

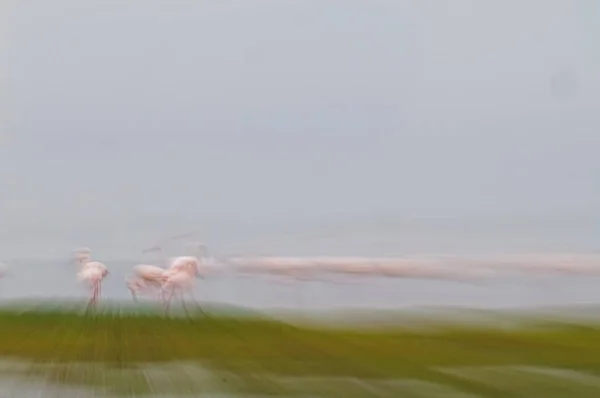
(125, 243), (207, 314)
(62, 234), (600, 314)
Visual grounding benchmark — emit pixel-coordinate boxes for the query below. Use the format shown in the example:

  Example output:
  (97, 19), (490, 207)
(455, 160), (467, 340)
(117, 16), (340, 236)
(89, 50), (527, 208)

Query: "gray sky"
(1, 1), (599, 258)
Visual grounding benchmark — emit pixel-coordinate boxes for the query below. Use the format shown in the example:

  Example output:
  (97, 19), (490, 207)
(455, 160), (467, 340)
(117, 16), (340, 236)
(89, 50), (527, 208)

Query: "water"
(4, 258), (600, 310)
(2, 224), (600, 396)
(1, 212), (598, 310)
(2, 257), (600, 397)
(2, 359), (600, 397)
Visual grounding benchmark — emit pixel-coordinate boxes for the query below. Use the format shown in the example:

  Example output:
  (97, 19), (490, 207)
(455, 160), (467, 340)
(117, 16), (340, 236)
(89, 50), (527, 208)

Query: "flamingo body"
(126, 264), (169, 302)
(72, 249), (109, 309)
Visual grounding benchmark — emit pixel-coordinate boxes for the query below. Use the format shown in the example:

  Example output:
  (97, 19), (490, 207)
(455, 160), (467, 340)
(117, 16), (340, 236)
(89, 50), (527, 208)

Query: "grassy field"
(1, 302), (600, 396)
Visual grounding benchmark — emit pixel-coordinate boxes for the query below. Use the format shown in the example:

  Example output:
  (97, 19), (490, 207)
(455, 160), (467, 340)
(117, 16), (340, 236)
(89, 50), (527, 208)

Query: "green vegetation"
(0, 302), (600, 396)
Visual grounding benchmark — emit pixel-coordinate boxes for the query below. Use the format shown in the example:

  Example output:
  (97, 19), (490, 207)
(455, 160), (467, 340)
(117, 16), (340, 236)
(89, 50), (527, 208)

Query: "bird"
(143, 234), (209, 275)
(161, 264), (201, 316)
(126, 240), (197, 305)
(144, 240), (209, 280)
(166, 242), (209, 276)
(160, 243), (211, 314)
(140, 239), (210, 314)
(72, 248), (109, 310)
(126, 264), (169, 303)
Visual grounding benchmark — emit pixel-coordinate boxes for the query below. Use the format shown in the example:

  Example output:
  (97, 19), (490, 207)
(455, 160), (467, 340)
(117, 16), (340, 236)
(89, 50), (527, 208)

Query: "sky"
(1, 0), (599, 259)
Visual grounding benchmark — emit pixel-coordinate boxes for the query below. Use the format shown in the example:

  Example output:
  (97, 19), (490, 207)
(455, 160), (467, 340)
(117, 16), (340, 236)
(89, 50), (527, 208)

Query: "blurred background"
(1, 1), (600, 396)
(1, 0), (599, 309)
(1, 0), (598, 259)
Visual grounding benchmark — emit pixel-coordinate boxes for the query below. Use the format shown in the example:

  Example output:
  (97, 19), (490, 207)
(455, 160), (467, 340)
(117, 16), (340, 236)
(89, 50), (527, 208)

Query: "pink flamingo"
(126, 264), (169, 302)
(141, 238), (208, 314)
(162, 261), (202, 316)
(73, 248), (109, 310)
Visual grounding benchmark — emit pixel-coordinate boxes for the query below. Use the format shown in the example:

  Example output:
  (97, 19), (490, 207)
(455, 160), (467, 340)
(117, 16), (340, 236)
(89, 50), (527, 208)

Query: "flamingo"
(127, 242), (212, 306)
(142, 239), (209, 275)
(140, 239), (210, 314)
(126, 264), (169, 303)
(161, 263), (201, 316)
(126, 240), (192, 304)
(150, 241), (214, 281)
(72, 248), (109, 310)
(164, 242), (209, 277)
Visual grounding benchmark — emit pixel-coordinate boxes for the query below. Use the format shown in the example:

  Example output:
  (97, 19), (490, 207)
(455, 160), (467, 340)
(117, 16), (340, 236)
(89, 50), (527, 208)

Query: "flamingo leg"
(130, 286), (138, 303)
(163, 287), (174, 316)
(180, 291), (189, 317)
(87, 283), (98, 312)
(154, 282), (166, 303)
(188, 289), (205, 316)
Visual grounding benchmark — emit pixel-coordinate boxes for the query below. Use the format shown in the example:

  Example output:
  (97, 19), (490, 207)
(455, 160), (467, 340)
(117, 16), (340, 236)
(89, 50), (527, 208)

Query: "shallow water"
(2, 358), (600, 397)
(4, 259), (600, 310)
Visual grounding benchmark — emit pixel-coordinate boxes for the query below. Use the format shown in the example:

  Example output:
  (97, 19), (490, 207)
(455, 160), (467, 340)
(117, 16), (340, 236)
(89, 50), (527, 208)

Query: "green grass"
(0, 301), (600, 396)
